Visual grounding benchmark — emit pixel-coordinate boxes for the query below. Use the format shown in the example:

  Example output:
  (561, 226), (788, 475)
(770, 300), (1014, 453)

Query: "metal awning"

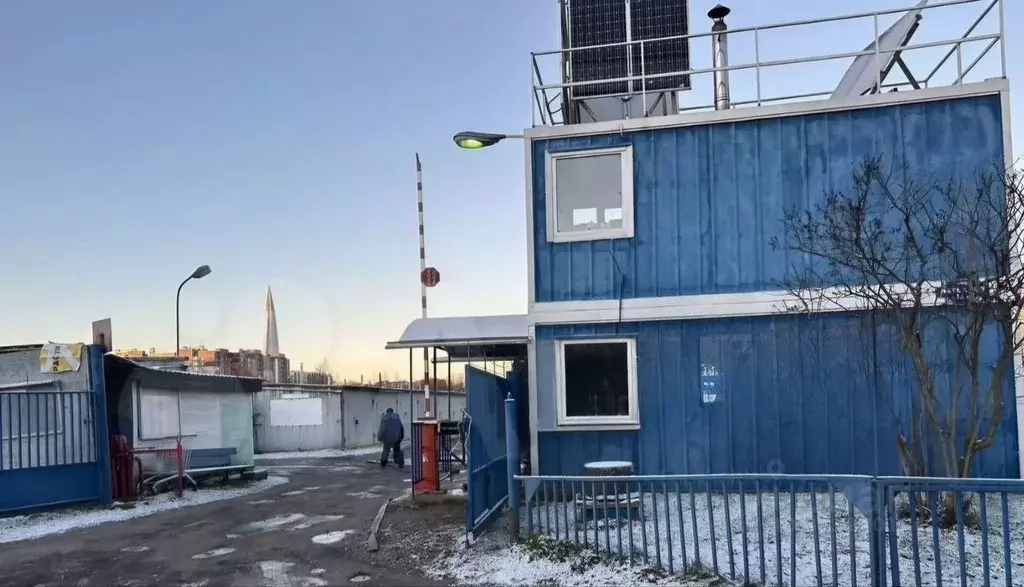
(385, 314), (529, 360)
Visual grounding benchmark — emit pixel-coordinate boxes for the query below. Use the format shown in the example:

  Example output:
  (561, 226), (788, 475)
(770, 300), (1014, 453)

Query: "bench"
(188, 447), (237, 469)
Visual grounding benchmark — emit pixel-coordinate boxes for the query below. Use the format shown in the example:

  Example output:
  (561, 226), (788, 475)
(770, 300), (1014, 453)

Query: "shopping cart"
(133, 443), (195, 496)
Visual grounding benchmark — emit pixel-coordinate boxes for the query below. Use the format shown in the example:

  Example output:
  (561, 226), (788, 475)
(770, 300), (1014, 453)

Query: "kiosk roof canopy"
(385, 314), (528, 359)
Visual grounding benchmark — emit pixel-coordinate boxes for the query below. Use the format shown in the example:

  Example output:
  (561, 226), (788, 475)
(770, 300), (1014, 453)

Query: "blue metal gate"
(465, 365), (510, 540)
(0, 345), (112, 513)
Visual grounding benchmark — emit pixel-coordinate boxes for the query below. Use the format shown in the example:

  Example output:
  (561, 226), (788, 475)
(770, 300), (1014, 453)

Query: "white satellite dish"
(832, 0), (929, 99)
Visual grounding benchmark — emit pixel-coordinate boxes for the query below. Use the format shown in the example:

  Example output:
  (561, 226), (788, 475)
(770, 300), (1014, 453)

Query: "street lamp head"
(191, 265), (212, 279)
(453, 131), (509, 150)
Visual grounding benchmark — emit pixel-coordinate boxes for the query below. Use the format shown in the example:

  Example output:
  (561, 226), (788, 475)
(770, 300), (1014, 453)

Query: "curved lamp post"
(175, 264), (212, 361)
(453, 131), (524, 150)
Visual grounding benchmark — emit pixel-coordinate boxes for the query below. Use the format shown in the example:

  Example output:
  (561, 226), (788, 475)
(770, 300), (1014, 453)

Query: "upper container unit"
(525, 0), (1010, 308)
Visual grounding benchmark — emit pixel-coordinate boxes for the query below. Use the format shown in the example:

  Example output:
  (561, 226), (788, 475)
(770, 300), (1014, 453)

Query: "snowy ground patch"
(236, 513), (344, 534)
(428, 522), (721, 586)
(192, 547), (236, 559)
(311, 529), (355, 544)
(347, 485), (387, 500)
(255, 442), (409, 461)
(522, 486), (1024, 586)
(0, 475), (289, 544)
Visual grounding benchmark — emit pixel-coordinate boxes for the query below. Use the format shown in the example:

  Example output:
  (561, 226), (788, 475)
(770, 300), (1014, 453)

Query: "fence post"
(504, 393), (520, 540)
(89, 345), (114, 507)
(176, 441), (185, 498)
(868, 478), (886, 587)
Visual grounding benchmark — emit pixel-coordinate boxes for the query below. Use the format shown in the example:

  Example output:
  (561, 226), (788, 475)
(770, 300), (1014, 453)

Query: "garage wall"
(253, 385), (466, 453)
(132, 386), (256, 468)
(253, 388), (342, 454)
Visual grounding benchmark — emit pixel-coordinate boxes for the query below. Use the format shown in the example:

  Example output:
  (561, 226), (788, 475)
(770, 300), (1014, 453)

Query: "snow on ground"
(428, 521), (718, 587)
(0, 476), (289, 544)
(523, 486), (1024, 586)
(255, 442), (410, 461)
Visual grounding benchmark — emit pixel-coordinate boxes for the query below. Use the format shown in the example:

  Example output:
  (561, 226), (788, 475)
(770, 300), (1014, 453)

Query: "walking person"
(377, 408), (405, 468)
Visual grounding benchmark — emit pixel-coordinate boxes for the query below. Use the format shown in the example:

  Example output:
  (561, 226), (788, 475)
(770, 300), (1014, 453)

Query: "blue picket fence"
(513, 472), (1024, 587)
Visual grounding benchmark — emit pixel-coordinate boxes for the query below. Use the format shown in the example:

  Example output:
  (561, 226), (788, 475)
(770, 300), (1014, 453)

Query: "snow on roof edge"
(385, 314), (529, 350)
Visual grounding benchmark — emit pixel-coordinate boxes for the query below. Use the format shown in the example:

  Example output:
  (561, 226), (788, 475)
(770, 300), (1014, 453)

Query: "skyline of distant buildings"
(108, 284), (457, 389)
(113, 285), (304, 383)
(114, 345), (294, 381)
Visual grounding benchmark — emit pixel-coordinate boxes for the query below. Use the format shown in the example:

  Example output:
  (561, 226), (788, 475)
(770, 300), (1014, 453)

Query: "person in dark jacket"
(377, 408), (404, 468)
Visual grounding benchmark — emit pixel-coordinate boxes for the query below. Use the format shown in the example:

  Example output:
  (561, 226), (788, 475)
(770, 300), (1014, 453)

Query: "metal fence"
(513, 473), (1024, 586)
(0, 390), (97, 470)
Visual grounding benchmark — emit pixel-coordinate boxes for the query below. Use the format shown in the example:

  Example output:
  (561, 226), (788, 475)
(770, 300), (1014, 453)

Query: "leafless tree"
(313, 356), (331, 375)
(310, 357), (334, 384)
(770, 155), (1024, 525)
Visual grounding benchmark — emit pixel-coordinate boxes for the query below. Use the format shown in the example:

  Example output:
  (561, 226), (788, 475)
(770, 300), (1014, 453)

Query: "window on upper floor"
(556, 338), (639, 427)
(546, 146), (634, 243)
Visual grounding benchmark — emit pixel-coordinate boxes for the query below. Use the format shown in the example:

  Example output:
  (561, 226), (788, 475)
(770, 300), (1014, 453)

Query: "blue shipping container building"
(387, 1), (1019, 505)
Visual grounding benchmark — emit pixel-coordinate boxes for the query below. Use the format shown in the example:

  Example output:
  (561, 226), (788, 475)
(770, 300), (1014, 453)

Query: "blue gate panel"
(0, 345), (112, 514)
(0, 463), (106, 512)
(465, 366), (509, 539)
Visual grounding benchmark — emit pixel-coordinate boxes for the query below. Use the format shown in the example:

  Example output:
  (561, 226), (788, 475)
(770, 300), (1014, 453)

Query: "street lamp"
(453, 131), (524, 150)
(175, 264), (212, 361)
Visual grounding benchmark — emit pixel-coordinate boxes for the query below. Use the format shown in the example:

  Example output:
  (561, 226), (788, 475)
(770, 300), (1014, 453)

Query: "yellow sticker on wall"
(39, 342), (85, 373)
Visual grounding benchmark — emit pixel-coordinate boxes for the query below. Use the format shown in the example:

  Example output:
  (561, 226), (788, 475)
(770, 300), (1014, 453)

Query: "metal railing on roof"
(531, 0), (1006, 126)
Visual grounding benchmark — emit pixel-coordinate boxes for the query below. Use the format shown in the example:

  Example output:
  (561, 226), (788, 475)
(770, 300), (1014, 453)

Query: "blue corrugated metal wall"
(535, 315), (1019, 479)
(531, 93), (1005, 303)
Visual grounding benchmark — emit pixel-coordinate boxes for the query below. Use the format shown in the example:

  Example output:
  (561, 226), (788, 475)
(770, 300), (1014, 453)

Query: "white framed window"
(545, 146), (634, 243)
(555, 338), (639, 427)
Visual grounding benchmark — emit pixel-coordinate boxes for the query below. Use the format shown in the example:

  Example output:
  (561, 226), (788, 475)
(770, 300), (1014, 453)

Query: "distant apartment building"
(115, 348), (186, 371)
(234, 349), (265, 379)
(114, 346), (291, 383)
(179, 346), (232, 374)
(264, 354), (290, 384)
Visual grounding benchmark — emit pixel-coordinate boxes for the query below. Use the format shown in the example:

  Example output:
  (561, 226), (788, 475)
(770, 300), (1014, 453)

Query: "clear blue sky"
(1, 1), (1020, 380)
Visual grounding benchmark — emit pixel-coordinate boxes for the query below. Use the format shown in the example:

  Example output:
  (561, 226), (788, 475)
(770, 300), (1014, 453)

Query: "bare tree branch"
(771, 156), (1024, 495)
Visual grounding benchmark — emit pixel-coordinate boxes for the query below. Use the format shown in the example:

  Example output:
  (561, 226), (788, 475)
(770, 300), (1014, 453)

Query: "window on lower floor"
(556, 338), (638, 426)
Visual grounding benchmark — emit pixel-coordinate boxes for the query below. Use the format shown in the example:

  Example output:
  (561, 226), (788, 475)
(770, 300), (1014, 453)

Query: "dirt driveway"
(0, 453), (448, 587)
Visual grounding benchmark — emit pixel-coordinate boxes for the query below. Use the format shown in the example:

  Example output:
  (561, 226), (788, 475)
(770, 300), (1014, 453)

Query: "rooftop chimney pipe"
(709, 4), (731, 110)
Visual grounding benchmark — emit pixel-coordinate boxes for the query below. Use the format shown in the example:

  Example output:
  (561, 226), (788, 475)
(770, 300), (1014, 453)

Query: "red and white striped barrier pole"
(416, 153), (432, 419)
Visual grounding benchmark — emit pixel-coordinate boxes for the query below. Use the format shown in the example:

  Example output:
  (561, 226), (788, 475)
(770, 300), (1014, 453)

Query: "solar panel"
(831, 0), (928, 99)
(563, 0), (691, 99)
(630, 0), (691, 93)
(565, 0), (630, 97)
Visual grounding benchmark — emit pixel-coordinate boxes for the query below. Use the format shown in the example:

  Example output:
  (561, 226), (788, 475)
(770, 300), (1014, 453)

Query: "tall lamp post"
(175, 264), (212, 363)
(172, 264), (211, 484)
(455, 128), (528, 524)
